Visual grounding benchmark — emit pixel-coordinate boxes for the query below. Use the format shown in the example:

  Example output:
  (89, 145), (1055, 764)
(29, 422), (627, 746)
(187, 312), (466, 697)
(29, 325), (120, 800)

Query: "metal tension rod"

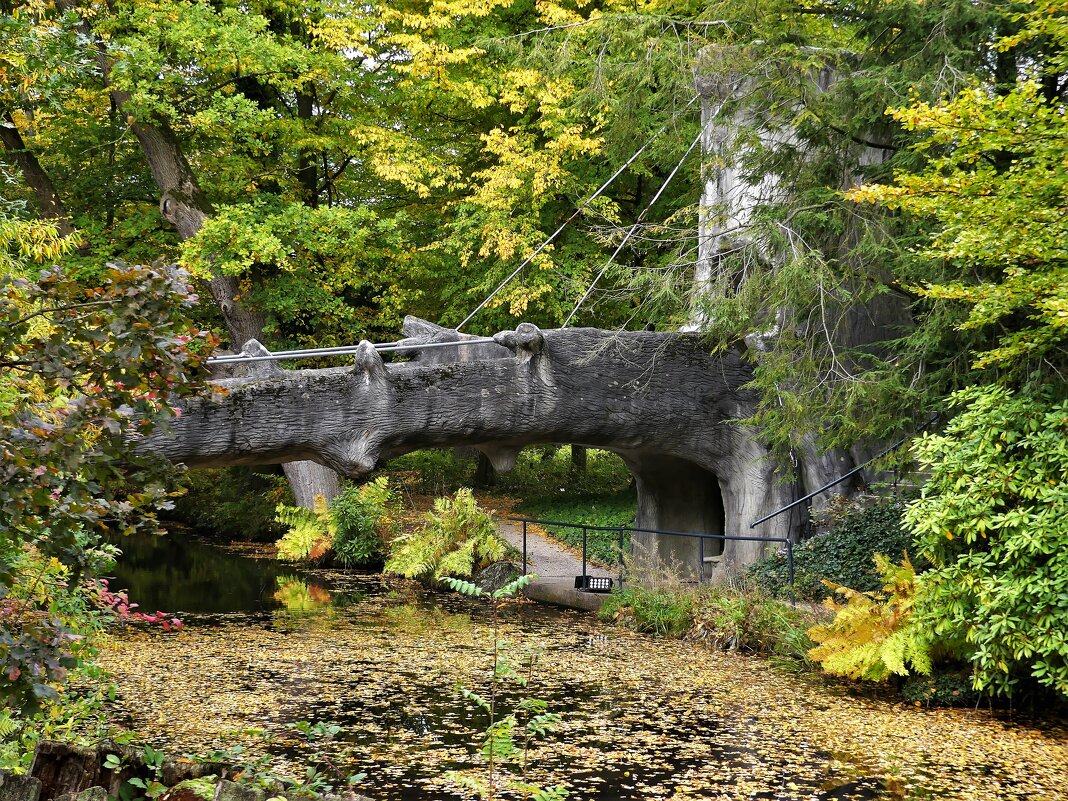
(206, 336), (497, 366)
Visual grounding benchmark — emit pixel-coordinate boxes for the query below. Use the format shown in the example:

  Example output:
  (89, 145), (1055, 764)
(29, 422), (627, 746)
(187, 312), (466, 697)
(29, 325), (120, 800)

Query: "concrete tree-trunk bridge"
(145, 317), (802, 576)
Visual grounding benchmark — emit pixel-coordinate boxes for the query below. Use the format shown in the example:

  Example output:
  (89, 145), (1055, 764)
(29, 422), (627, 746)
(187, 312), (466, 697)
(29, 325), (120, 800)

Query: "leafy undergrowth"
(600, 584), (817, 671)
(385, 489), (516, 583)
(747, 501), (921, 602)
(94, 571), (1068, 801)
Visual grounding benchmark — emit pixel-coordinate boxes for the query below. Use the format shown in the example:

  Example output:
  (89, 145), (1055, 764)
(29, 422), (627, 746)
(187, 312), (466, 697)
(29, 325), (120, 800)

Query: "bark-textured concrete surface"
(143, 318), (801, 575)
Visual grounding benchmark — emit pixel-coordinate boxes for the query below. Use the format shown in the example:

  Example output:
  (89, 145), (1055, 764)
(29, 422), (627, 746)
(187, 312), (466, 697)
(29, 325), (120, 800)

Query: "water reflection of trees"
(110, 533), (290, 613)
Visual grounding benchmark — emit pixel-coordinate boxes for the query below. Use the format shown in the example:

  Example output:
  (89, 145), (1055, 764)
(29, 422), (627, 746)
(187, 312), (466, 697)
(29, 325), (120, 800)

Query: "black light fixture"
(575, 575), (613, 593)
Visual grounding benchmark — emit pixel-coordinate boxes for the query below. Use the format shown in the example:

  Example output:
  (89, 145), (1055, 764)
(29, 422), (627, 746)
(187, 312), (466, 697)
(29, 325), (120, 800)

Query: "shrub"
(331, 477), (400, 567)
(747, 501), (920, 602)
(381, 449), (474, 496)
(807, 555), (932, 682)
(172, 467), (288, 542)
(906, 385), (1068, 700)
(385, 489), (514, 583)
(901, 670), (980, 708)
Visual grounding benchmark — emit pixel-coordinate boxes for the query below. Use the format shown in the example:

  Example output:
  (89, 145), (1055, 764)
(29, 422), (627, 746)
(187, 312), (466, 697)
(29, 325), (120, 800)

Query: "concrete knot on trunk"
(353, 340), (386, 382)
(239, 339), (283, 378)
(494, 323), (544, 363)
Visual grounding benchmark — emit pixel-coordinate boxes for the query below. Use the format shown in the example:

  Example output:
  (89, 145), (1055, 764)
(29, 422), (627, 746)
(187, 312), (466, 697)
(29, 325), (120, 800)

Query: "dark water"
(108, 533), (295, 614)
(108, 534), (887, 801)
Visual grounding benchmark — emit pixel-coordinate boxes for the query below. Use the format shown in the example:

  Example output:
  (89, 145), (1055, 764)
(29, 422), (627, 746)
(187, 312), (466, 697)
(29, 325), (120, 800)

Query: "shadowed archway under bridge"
(143, 317), (808, 578)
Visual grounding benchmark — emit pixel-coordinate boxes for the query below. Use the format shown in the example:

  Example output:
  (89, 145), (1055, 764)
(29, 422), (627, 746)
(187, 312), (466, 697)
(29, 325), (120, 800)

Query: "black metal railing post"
(698, 536), (705, 585)
(786, 540), (795, 608)
(581, 526), (588, 582)
(502, 516), (795, 596)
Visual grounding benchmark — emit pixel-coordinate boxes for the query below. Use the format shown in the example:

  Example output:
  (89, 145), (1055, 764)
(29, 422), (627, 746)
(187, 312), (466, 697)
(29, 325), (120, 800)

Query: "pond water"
(100, 534), (1068, 801)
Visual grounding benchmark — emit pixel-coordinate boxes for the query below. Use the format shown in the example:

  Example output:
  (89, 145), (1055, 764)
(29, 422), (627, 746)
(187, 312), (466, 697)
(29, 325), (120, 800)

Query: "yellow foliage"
(808, 555), (932, 682)
(274, 495), (335, 562)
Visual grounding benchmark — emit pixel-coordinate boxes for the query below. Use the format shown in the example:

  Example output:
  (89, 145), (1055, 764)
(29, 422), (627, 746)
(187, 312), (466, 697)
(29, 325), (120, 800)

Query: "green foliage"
(274, 496), (335, 563)
(0, 257), (209, 573)
(384, 446), (633, 505)
(382, 449), (476, 497)
(905, 385), (1068, 699)
(443, 574), (533, 601)
(0, 215), (209, 708)
(445, 571), (565, 801)
(0, 548), (117, 768)
(330, 478), (400, 567)
(0, 683), (117, 774)
(850, 1), (1068, 379)
(808, 556), (932, 683)
(900, 670), (981, 709)
(273, 477), (399, 566)
(602, 582), (814, 669)
(517, 491), (635, 566)
(385, 489), (513, 583)
(747, 502), (920, 602)
(182, 201), (407, 348)
(689, 592), (816, 671)
(171, 468), (288, 542)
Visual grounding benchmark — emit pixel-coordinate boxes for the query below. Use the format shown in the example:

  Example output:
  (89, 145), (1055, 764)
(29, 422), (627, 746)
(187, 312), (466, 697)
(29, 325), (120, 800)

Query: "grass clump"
(600, 586), (693, 637)
(600, 575), (816, 669)
(689, 591), (816, 670)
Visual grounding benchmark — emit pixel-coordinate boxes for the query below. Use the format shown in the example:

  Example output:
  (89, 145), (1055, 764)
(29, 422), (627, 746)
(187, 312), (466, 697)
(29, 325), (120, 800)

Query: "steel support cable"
(210, 99), (706, 364)
(454, 94), (701, 334)
(207, 337), (498, 366)
(562, 122), (707, 328)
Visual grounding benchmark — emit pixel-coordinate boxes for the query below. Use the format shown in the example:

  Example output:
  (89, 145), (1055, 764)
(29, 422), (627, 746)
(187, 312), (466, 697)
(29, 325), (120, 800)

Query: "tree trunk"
(295, 89), (318, 208)
(282, 461), (342, 508)
(0, 112), (75, 237)
(473, 452), (497, 488)
(143, 318), (800, 574)
(98, 74), (338, 507)
(569, 445), (587, 474)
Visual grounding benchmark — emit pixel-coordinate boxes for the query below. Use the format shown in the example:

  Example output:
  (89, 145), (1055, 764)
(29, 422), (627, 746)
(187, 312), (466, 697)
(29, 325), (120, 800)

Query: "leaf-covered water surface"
(97, 570), (1068, 801)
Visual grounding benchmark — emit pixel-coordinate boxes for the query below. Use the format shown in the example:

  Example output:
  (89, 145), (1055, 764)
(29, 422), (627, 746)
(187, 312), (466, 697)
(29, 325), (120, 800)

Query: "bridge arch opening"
(616, 454), (726, 579)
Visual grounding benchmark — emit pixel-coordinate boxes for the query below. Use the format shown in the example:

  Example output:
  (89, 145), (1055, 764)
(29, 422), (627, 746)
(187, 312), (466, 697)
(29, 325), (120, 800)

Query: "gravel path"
(496, 518), (611, 582)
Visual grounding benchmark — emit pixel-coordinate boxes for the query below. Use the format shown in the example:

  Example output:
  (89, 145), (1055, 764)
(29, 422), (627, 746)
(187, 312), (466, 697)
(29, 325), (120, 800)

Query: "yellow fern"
(808, 555), (931, 681)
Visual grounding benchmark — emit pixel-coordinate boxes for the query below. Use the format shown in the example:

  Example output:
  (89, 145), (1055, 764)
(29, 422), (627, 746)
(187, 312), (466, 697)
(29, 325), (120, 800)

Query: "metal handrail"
(505, 516), (795, 598)
(748, 412), (940, 529)
(207, 336), (497, 366)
